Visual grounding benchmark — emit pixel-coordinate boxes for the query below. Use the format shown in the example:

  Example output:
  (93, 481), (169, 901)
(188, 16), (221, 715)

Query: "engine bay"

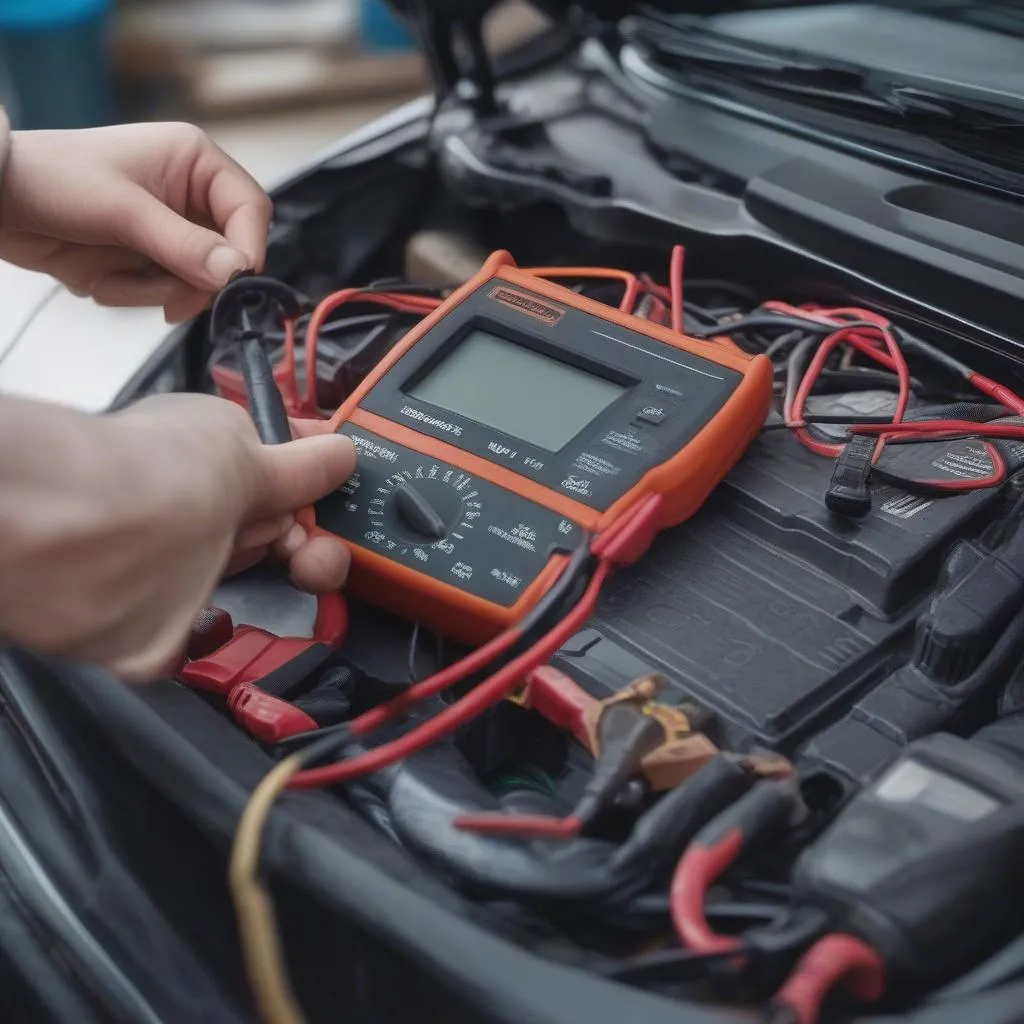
(16, 25), (1024, 1024)
(184, 144), (1024, 1022)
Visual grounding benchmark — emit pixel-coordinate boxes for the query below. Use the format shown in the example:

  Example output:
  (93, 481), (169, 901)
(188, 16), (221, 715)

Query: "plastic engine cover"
(552, 431), (1007, 778)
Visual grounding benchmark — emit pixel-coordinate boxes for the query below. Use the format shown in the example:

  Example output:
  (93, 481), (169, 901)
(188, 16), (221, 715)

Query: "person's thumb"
(250, 433), (357, 521)
(118, 185), (250, 291)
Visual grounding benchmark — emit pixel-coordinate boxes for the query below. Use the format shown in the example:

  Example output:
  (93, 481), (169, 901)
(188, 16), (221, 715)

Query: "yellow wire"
(228, 753), (308, 1024)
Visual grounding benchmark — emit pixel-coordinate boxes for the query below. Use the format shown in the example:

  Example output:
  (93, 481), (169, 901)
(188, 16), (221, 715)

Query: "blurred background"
(0, 0), (548, 184)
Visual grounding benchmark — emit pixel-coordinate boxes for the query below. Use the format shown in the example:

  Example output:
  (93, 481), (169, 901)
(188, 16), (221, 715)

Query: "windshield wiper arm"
(885, 86), (1024, 133)
(621, 15), (1024, 133)
(622, 15), (855, 78)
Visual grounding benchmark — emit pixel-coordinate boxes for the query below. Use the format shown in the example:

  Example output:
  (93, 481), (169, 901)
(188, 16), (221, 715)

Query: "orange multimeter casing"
(306, 251), (772, 645)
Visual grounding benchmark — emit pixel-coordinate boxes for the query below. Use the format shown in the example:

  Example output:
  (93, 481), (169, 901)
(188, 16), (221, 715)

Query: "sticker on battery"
(873, 437), (999, 489)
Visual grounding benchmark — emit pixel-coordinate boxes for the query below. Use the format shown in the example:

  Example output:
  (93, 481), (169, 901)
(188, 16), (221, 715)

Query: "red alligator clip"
(226, 683), (319, 744)
(180, 590), (348, 743)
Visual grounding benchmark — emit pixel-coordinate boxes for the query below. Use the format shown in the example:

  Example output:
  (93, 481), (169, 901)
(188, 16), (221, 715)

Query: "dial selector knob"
(383, 475), (466, 544)
(392, 482), (448, 541)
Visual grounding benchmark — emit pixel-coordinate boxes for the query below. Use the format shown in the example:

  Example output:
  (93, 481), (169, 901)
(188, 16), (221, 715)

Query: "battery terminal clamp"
(581, 673), (719, 791)
(456, 666), (790, 840)
(508, 667), (722, 793)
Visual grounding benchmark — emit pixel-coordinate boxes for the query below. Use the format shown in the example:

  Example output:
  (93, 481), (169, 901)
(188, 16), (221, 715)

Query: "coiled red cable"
(788, 320), (912, 459)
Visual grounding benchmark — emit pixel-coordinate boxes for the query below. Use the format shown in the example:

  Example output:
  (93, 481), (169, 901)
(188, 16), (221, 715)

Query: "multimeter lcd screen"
(410, 329), (626, 452)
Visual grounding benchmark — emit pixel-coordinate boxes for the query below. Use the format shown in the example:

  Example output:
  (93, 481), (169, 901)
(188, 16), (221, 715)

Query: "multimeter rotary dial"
(368, 464), (482, 552)
(378, 469), (476, 545)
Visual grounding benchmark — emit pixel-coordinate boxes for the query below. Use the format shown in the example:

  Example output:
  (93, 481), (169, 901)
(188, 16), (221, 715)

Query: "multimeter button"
(633, 404), (668, 427)
(393, 482), (448, 541)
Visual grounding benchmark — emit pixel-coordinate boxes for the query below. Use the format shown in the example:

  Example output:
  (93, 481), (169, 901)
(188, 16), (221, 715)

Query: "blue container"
(0, 0), (114, 130)
(359, 0), (416, 52)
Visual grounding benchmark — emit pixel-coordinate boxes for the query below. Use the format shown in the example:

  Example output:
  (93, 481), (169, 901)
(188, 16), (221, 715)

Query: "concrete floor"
(203, 97), (413, 185)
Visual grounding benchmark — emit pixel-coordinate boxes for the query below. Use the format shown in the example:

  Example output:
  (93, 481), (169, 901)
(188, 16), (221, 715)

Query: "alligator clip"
(179, 590), (348, 743)
(516, 666), (721, 792)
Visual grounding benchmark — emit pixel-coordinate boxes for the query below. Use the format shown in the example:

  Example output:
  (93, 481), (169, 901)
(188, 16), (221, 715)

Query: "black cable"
(731, 877), (795, 901)
(499, 536), (595, 640)
(689, 314), (825, 339)
(692, 315), (890, 340)
(364, 278), (446, 297)
(816, 368), (924, 393)
(871, 431), (1011, 448)
(239, 336), (292, 445)
(746, 906), (831, 958)
(684, 278), (759, 306)
(621, 892), (784, 926)
(681, 301), (721, 327)
(783, 333), (822, 419)
(764, 329), (807, 360)
(708, 902), (789, 926)
(406, 623), (443, 684)
(256, 311), (396, 343)
(595, 946), (737, 985)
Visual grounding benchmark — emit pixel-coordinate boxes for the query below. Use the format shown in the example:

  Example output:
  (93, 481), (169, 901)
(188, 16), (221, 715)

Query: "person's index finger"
(196, 143), (273, 273)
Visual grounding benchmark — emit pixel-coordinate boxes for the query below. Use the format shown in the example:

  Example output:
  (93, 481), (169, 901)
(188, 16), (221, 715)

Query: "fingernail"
(205, 245), (250, 287)
(278, 522), (307, 557)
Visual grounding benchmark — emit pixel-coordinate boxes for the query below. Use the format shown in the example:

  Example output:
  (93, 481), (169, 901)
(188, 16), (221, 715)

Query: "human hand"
(0, 122), (271, 323)
(0, 393), (354, 681)
(226, 415), (353, 586)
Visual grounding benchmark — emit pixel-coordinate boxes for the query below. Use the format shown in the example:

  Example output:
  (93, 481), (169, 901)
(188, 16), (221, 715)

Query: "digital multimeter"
(310, 251), (772, 644)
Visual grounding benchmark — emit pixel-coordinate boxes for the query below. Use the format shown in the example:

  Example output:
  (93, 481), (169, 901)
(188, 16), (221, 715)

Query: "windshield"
(621, 3), (1024, 196)
(704, 3), (1024, 106)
